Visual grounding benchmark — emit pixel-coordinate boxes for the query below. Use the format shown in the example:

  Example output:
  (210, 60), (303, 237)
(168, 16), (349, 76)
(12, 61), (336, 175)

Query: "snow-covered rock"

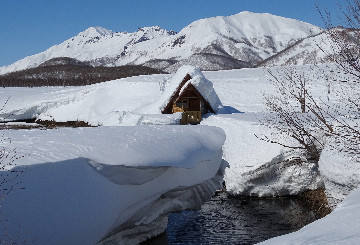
(0, 126), (226, 244)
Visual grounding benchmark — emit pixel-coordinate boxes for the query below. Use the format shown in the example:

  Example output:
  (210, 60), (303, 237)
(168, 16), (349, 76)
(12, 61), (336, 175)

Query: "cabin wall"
(172, 86), (203, 113)
(172, 98), (201, 112)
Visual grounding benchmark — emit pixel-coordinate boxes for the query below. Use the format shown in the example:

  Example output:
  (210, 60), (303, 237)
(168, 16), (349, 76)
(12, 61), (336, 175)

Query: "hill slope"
(258, 27), (360, 67)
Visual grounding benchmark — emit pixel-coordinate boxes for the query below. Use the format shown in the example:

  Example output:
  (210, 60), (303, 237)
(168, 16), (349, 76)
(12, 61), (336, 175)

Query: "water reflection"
(144, 192), (317, 245)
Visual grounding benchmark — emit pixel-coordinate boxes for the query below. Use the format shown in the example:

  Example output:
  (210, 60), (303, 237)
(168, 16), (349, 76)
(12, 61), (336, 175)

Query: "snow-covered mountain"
(0, 11), (322, 75)
(258, 27), (360, 67)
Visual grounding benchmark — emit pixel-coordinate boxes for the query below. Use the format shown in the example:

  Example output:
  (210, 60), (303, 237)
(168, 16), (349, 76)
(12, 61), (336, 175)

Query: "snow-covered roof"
(160, 65), (222, 113)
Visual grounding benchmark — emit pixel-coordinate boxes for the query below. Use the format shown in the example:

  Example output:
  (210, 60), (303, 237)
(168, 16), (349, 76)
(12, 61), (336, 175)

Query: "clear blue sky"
(0, 0), (342, 67)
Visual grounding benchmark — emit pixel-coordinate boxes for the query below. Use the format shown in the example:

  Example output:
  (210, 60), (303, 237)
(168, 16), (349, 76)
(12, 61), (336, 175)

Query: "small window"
(176, 100), (188, 108)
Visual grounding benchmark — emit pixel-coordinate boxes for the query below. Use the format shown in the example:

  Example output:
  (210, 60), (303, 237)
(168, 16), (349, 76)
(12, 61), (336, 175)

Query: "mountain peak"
(236, 11), (255, 15)
(80, 26), (113, 37)
(231, 11), (322, 32)
(180, 11), (321, 43)
(137, 26), (177, 35)
(138, 26), (161, 32)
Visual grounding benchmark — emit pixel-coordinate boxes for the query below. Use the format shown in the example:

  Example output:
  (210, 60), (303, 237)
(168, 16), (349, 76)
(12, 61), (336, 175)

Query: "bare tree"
(0, 137), (24, 206)
(0, 99), (30, 244)
(317, 0), (360, 157)
(259, 0), (360, 167)
(0, 98), (25, 205)
(317, 0), (360, 71)
(268, 68), (307, 113)
(261, 68), (330, 163)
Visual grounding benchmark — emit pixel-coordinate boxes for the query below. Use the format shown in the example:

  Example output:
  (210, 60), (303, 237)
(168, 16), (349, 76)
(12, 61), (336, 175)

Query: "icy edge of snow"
(98, 159), (228, 244)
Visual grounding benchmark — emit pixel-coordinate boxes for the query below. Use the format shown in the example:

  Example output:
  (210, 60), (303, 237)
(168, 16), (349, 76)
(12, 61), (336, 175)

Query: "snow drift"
(0, 126), (226, 244)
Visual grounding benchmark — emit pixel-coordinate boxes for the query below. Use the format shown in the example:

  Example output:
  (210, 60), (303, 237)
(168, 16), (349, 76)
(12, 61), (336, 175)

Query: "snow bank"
(201, 113), (323, 197)
(231, 151), (322, 197)
(258, 187), (360, 245)
(2, 126), (225, 168)
(318, 135), (360, 206)
(0, 74), (166, 126)
(0, 126), (226, 244)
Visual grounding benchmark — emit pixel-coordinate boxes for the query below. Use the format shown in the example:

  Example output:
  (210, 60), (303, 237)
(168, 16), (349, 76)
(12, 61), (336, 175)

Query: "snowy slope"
(0, 126), (226, 244)
(259, 27), (359, 67)
(169, 11), (320, 62)
(0, 12), (321, 74)
(163, 53), (250, 73)
(0, 26), (175, 74)
(258, 31), (333, 66)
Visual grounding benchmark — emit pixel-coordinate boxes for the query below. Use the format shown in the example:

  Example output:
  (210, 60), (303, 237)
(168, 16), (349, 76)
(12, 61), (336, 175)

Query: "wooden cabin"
(162, 73), (216, 124)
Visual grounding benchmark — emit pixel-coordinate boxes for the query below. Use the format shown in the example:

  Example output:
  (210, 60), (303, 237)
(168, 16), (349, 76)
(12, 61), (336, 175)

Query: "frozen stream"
(144, 192), (317, 244)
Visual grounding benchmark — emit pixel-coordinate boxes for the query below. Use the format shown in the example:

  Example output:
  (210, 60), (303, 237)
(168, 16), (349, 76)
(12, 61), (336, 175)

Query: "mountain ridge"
(257, 27), (360, 67)
(0, 11), (322, 75)
(0, 57), (165, 87)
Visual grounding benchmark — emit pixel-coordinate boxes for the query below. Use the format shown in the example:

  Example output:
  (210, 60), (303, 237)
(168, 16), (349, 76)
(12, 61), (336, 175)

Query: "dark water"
(144, 192), (317, 245)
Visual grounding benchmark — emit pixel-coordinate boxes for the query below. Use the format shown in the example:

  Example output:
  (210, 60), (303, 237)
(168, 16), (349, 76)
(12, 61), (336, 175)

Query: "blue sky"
(0, 0), (342, 67)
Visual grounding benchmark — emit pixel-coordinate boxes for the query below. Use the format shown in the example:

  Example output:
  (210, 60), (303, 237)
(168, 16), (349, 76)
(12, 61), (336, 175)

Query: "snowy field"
(0, 65), (341, 196)
(1, 64), (359, 244)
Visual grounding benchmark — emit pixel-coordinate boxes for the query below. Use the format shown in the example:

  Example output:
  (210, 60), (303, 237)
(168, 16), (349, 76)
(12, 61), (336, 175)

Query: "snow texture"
(259, 27), (360, 67)
(1, 62), (360, 243)
(0, 126), (226, 244)
(0, 65), (339, 198)
(318, 135), (360, 207)
(0, 74), (167, 126)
